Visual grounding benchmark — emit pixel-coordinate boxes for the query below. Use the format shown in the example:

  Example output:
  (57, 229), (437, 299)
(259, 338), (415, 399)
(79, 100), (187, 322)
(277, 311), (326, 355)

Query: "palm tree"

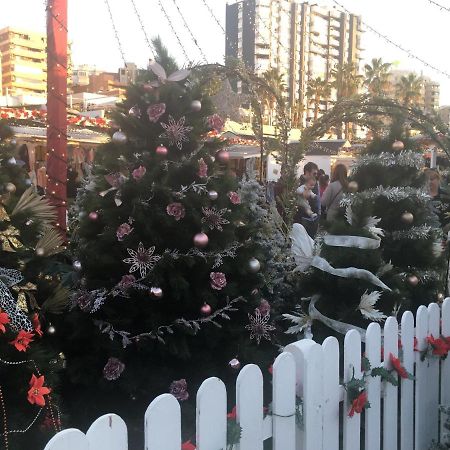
(256, 68), (286, 125)
(395, 73), (423, 107)
(306, 77), (332, 121)
(364, 58), (392, 96)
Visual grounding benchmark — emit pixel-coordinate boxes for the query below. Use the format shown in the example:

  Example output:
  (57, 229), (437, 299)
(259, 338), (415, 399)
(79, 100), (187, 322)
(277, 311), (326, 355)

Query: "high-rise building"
(72, 64), (102, 87)
(0, 27), (47, 96)
(225, 1), (363, 125)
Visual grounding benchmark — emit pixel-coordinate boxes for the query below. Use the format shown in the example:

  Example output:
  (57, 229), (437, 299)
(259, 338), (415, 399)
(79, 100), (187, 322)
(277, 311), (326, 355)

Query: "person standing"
(322, 164), (348, 222)
(297, 162), (321, 237)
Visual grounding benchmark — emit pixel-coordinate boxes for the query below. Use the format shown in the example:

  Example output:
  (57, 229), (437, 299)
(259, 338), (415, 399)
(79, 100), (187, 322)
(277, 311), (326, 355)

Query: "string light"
(332, 0), (450, 79)
(428, 0), (450, 12)
(156, 0), (190, 62)
(170, 0), (208, 63)
(129, 0), (156, 59)
(0, 386), (8, 450)
(104, 0), (128, 68)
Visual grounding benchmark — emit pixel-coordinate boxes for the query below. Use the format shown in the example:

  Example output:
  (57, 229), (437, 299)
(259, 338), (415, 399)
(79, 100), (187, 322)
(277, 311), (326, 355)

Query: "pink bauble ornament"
(193, 232), (209, 248)
(88, 211), (99, 221)
(229, 358), (241, 370)
(156, 145), (168, 156)
(407, 275), (419, 287)
(200, 303), (212, 316)
(216, 150), (230, 163)
(150, 287), (163, 298)
(392, 140), (405, 151)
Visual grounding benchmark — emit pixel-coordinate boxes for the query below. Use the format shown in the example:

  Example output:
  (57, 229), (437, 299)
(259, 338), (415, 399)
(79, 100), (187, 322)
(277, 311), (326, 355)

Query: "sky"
(1, 0), (450, 103)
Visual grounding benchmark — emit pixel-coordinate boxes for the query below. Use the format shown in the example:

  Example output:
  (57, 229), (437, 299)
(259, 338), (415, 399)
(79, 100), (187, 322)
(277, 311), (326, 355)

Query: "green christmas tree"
(0, 121), (65, 450)
(284, 134), (446, 339)
(60, 55), (278, 441)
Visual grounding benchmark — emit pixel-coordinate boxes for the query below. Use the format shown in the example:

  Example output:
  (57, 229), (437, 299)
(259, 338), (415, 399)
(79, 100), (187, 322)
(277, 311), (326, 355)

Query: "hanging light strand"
(104, 0), (128, 68)
(170, 0), (208, 63)
(332, 0), (450, 79)
(129, 0), (156, 59)
(428, 0), (450, 12)
(156, 0), (190, 63)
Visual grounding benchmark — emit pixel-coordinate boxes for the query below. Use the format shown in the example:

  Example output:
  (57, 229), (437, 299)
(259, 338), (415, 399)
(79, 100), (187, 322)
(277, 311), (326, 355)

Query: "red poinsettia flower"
(348, 391), (368, 417)
(27, 374), (51, 407)
(414, 336), (419, 352)
(389, 353), (408, 379)
(181, 440), (196, 450)
(9, 330), (34, 352)
(32, 313), (43, 337)
(0, 309), (10, 333)
(227, 406), (237, 420)
(268, 364), (273, 375)
(427, 335), (449, 358)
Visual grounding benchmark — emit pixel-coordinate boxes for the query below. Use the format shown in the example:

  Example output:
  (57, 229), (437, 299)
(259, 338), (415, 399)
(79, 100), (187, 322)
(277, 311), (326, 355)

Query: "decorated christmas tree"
(0, 121), (65, 450)
(284, 134), (446, 340)
(61, 54), (279, 440)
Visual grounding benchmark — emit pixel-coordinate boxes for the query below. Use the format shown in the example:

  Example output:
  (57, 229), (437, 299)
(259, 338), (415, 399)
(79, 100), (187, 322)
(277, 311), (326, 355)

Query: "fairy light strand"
(0, 386), (8, 450)
(428, 0), (450, 12)
(104, 0), (128, 67)
(332, 0), (450, 79)
(170, 0), (208, 63)
(129, 0), (157, 59)
(156, 0), (190, 62)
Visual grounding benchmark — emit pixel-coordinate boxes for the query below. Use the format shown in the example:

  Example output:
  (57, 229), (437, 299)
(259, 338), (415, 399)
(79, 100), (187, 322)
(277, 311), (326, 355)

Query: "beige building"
(225, 1), (363, 126)
(0, 27), (47, 96)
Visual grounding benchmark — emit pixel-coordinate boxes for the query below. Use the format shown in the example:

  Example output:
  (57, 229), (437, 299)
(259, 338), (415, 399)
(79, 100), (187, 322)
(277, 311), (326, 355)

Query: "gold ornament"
(5, 183), (16, 193)
(392, 140), (405, 151)
(0, 206), (10, 222)
(13, 282), (38, 311)
(0, 225), (23, 252)
(401, 211), (414, 224)
(437, 292), (445, 303)
(348, 181), (359, 193)
(16, 292), (28, 312)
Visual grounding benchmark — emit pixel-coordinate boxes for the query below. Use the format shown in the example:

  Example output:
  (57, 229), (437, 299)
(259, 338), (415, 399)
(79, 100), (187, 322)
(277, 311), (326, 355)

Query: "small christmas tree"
(284, 133), (446, 339)
(0, 121), (65, 450)
(61, 52), (278, 439)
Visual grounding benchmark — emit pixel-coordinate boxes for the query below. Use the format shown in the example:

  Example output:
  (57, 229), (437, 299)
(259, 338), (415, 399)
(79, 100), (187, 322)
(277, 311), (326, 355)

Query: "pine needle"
(41, 284), (69, 314)
(11, 187), (57, 227)
(35, 227), (64, 256)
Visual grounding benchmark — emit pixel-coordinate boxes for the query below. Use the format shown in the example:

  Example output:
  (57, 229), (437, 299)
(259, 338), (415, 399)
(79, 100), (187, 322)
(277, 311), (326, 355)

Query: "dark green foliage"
(61, 55), (278, 443)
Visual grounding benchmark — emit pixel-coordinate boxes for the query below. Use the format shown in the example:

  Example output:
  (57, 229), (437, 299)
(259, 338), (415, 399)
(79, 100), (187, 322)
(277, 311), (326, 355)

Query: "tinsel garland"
(341, 186), (431, 207)
(398, 269), (441, 283)
(351, 151), (424, 174)
(388, 225), (433, 240)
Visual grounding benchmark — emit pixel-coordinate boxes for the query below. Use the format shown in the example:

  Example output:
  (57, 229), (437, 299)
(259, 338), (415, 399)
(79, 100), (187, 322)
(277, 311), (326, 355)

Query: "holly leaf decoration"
(345, 371), (366, 402)
(227, 419), (242, 446)
(362, 356), (371, 373)
(371, 367), (398, 386)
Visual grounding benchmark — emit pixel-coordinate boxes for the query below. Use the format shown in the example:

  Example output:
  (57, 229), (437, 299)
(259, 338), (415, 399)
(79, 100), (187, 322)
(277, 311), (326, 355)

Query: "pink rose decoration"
(169, 379), (189, 401)
(105, 173), (125, 188)
(166, 202), (185, 221)
(118, 274), (136, 288)
(132, 165), (146, 181)
(116, 223), (133, 241)
(147, 103), (166, 123)
(198, 158), (208, 178)
(257, 299), (271, 316)
(228, 191), (241, 205)
(207, 114), (225, 132)
(210, 272), (227, 290)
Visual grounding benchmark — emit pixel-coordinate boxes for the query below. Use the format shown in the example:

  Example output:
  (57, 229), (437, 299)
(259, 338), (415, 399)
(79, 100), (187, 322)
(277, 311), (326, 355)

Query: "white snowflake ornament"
(123, 242), (161, 278)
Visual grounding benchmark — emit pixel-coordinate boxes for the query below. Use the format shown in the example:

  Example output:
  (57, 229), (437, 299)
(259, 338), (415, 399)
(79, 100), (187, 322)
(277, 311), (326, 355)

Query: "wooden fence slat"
(236, 364), (264, 450)
(426, 303), (441, 446)
(383, 316), (399, 450)
(400, 311), (414, 450)
(365, 322), (381, 450)
(415, 305), (429, 450)
(196, 377), (227, 450)
(343, 329), (362, 450)
(43, 429), (89, 450)
(272, 352), (296, 450)
(441, 298), (450, 442)
(285, 339), (316, 449)
(322, 337), (340, 450)
(86, 414), (128, 450)
(144, 394), (181, 450)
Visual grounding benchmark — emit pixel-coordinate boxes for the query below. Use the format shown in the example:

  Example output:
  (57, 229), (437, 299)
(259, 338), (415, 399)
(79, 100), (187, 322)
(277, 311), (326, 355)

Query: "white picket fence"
(44, 300), (450, 450)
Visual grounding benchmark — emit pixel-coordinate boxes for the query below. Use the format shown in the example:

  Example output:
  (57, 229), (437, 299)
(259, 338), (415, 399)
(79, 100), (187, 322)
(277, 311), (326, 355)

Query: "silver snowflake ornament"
(245, 309), (276, 345)
(159, 115), (193, 150)
(123, 242), (161, 278)
(201, 207), (230, 231)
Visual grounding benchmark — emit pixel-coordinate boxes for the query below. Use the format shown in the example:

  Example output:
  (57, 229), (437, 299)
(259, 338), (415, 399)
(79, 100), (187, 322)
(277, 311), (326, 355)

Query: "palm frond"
(35, 227), (64, 256)
(11, 187), (57, 227)
(41, 284), (69, 314)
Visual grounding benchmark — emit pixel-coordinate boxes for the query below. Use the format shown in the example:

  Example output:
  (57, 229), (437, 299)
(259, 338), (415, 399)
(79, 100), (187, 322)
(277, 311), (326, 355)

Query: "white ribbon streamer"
(324, 234), (380, 249)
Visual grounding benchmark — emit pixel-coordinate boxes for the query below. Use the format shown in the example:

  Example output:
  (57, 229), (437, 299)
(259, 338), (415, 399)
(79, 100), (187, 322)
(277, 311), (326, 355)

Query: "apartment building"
(0, 27), (47, 96)
(225, 0), (363, 125)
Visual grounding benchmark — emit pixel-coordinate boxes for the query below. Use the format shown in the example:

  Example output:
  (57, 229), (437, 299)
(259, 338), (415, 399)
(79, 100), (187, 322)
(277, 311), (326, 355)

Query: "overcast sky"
(1, 0), (450, 103)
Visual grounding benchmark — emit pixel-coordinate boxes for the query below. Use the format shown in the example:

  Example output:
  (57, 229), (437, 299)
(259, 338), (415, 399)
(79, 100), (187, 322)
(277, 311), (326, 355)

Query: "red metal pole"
(46, 0), (68, 233)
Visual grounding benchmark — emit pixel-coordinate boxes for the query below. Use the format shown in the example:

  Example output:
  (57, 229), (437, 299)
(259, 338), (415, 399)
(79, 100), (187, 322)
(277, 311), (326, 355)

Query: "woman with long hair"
(321, 164), (348, 221)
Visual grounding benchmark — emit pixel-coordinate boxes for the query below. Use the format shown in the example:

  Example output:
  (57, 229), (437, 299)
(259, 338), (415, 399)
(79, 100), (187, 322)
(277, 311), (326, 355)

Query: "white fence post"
(85, 413), (128, 450)
(400, 311), (414, 450)
(144, 394), (181, 450)
(236, 364), (264, 450)
(343, 329), (362, 450)
(43, 429), (89, 450)
(365, 322), (381, 450)
(196, 377), (227, 450)
(442, 298), (450, 442)
(272, 352), (296, 450)
(322, 337), (340, 450)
